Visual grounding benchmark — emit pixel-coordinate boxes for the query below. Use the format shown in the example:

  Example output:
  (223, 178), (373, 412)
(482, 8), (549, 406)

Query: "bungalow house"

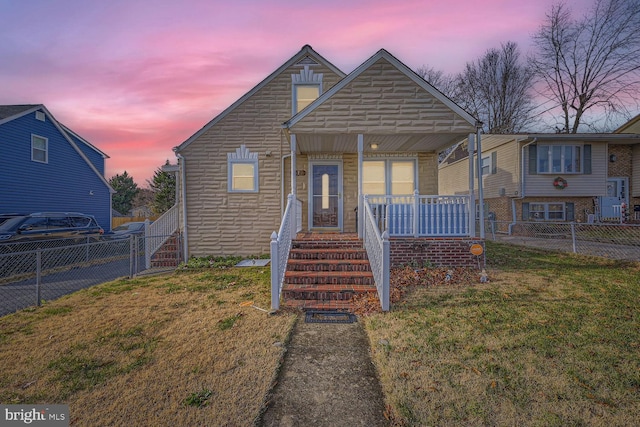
(173, 45), (483, 311)
(0, 104), (113, 230)
(438, 127), (640, 228)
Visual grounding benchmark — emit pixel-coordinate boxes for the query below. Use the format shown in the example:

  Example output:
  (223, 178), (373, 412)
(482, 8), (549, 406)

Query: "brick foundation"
(389, 237), (484, 268)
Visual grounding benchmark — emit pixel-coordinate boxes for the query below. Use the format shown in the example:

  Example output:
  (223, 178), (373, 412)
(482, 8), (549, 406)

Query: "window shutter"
(566, 202), (575, 221)
(583, 144), (591, 174)
(491, 151), (497, 174)
(522, 202), (529, 220)
(528, 145), (537, 175)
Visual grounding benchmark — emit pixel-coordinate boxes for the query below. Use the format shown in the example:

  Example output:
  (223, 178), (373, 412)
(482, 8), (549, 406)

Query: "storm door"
(309, 162), (342, 230)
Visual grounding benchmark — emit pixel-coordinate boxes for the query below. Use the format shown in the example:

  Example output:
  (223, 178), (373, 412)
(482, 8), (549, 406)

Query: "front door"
(601, 177), (628, 219)
(309, 162), (342, 230)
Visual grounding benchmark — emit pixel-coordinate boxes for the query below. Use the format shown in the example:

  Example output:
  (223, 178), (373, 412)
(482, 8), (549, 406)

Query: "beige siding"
(525, 142), (608, 196)
(290, 59), (476, 135)
(633, 145), (640, 198)
(181, 62), (343, 257)
(439, 137), (520, 198)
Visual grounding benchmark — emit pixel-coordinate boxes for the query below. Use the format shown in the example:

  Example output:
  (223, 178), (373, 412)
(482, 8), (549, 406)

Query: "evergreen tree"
(148, 163), (176, 215)
(109, 171), (139, 215)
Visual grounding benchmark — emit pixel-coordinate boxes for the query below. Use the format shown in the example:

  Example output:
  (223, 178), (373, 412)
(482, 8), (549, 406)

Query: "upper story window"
(537, 145), (581, 174)
(31, 135), (48, 163)
(227, 145), (259, 193)
(292, 65), (323, 114)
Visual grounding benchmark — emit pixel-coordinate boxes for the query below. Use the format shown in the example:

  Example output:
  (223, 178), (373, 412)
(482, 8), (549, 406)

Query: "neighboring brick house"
(0, 104), (113, 230)
(173, 45), (483, 260)
(438, 128), (640, 227)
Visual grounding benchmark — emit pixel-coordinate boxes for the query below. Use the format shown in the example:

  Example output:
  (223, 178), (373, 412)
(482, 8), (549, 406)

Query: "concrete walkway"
(259, 316), (388, 427)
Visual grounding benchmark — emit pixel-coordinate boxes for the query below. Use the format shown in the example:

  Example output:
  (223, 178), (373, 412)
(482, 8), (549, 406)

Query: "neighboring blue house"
(0, 104), (113, 231)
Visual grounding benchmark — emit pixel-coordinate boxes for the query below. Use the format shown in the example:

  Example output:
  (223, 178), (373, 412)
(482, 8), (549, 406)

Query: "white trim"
(308, 160), (343, 231)
(31, 134), (48, 163)
(284, 49), (477, 129)
(227, 145), (259, 193)
(175, 45), (345, 153)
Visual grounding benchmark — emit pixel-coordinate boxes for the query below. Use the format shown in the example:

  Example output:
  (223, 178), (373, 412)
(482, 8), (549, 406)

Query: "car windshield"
(0, 216), (28, 231)
(113, 223), (144, 232)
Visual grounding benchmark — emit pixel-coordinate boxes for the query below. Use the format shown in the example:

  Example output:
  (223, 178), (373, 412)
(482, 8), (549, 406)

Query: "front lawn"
(365, 242), (640, 426)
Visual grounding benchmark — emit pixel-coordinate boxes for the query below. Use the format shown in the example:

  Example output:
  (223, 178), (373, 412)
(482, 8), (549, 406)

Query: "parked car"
(103, 221), (148, 240)
(0, 212), (104, 243)
(0, 213), (27, 226)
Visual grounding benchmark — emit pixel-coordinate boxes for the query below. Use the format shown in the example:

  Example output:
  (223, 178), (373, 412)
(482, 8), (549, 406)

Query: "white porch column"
(476, 128), (485, 239)
(357, 134), (364, 238)
(468, 133), (476, 238)
(291, 134), (297, 198)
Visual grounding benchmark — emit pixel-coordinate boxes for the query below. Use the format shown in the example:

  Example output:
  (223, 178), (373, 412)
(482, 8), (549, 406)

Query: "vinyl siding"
(0, 110), (111, 229)
(180, 62), (343, 257)
(439, 136), (520, 198)
(633, 145), (640, 198)
(525, 142), (607, 197)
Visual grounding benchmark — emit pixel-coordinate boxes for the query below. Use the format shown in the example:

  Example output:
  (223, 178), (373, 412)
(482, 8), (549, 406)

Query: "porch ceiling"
(294, 132), (469, 154)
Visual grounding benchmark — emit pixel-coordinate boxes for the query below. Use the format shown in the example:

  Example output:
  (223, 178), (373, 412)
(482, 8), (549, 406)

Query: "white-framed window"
(481, 155), (492, 176)
(537, 145), (581, 174)
(362, 159), (416, 196)
(528, 202), (565, 221)
(294, 84), (320, 113)
(227, 145), (259, 193)
(292, 65), (323, 114)
(31, 135), (48, 163)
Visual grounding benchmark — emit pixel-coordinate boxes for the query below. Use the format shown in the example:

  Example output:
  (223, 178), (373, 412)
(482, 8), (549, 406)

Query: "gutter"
(174, 152), (189, 260)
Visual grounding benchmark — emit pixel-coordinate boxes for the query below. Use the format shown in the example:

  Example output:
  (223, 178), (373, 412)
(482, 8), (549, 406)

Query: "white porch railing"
(362, 197), (390, 311)
(270, 195), (302, 310)
(366, 191), (471, 237)
(145, 204), (179, 269)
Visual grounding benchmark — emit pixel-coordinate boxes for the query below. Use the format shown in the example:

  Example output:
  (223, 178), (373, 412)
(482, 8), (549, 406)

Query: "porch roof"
(283, 49), (479, 155)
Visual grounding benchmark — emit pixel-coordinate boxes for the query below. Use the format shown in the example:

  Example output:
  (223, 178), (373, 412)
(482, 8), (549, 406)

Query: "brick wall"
(389, 237), (484, 268)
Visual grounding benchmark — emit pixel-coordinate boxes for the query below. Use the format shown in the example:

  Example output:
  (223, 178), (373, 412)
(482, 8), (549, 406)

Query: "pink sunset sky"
(0, 0), (577, 186)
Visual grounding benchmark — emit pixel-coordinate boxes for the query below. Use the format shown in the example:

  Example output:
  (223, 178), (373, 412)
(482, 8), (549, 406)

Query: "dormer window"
(292, 65), (323, 114)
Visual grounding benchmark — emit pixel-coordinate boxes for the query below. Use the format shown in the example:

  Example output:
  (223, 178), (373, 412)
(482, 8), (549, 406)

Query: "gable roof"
(174, 45), (346, 153)
(283, 49), (478, 129)
(0, 104), (114, 193)
(614, 113), (640, 134)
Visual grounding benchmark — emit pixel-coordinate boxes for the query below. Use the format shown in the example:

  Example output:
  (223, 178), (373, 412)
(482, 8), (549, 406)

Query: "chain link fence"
(482, 220), (640, 261)
(0, 235), (181, 317)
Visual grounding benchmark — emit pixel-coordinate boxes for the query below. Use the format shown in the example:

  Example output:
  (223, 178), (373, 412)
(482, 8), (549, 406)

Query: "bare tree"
(415, 65), (457, 98)
(530, 0), (640, 133)
(455, 42), (536, 133)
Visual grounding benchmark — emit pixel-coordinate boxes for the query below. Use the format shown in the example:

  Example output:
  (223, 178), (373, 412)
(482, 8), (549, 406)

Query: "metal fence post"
(36, 248), (42, 306)
(129, 235), (135, 278)
(144, 219), (151, 270)
(571, 222), (577, 253)
(381, 231), (390, 311)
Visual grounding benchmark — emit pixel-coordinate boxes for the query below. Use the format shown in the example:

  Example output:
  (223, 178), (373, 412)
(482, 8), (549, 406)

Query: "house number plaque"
(296, 170), (306, 176)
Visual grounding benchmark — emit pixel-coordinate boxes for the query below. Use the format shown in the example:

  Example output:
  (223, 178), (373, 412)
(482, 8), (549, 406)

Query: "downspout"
(509, 137), (536, 235)
(175, 152), (188, 260)
(281, 153), (292, 216)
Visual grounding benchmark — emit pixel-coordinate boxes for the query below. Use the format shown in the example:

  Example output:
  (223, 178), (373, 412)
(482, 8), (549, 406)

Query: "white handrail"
(270, 194), (297, 310)
(362, 196), (390, 311)
(366, 193), (470, 237)
(144, 204), (179, 269)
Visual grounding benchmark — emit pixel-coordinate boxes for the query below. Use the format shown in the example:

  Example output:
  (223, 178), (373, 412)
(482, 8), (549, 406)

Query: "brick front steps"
(281, 233), (378, 312)
(150, 233), (181, 268)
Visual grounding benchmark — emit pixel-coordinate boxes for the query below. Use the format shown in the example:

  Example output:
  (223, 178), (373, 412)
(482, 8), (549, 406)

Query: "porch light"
(370, 143), (378, 150)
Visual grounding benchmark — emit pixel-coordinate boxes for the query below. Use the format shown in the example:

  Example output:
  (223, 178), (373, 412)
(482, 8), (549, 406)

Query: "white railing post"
(270, 231), (280, 310)
(413, 190), (419, 237)
(381, 231), (390, 311)
(288, 194), (296, 237)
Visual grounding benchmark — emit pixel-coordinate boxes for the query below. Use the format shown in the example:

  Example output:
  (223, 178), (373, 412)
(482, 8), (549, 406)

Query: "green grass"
(366, 241), (640, 426)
